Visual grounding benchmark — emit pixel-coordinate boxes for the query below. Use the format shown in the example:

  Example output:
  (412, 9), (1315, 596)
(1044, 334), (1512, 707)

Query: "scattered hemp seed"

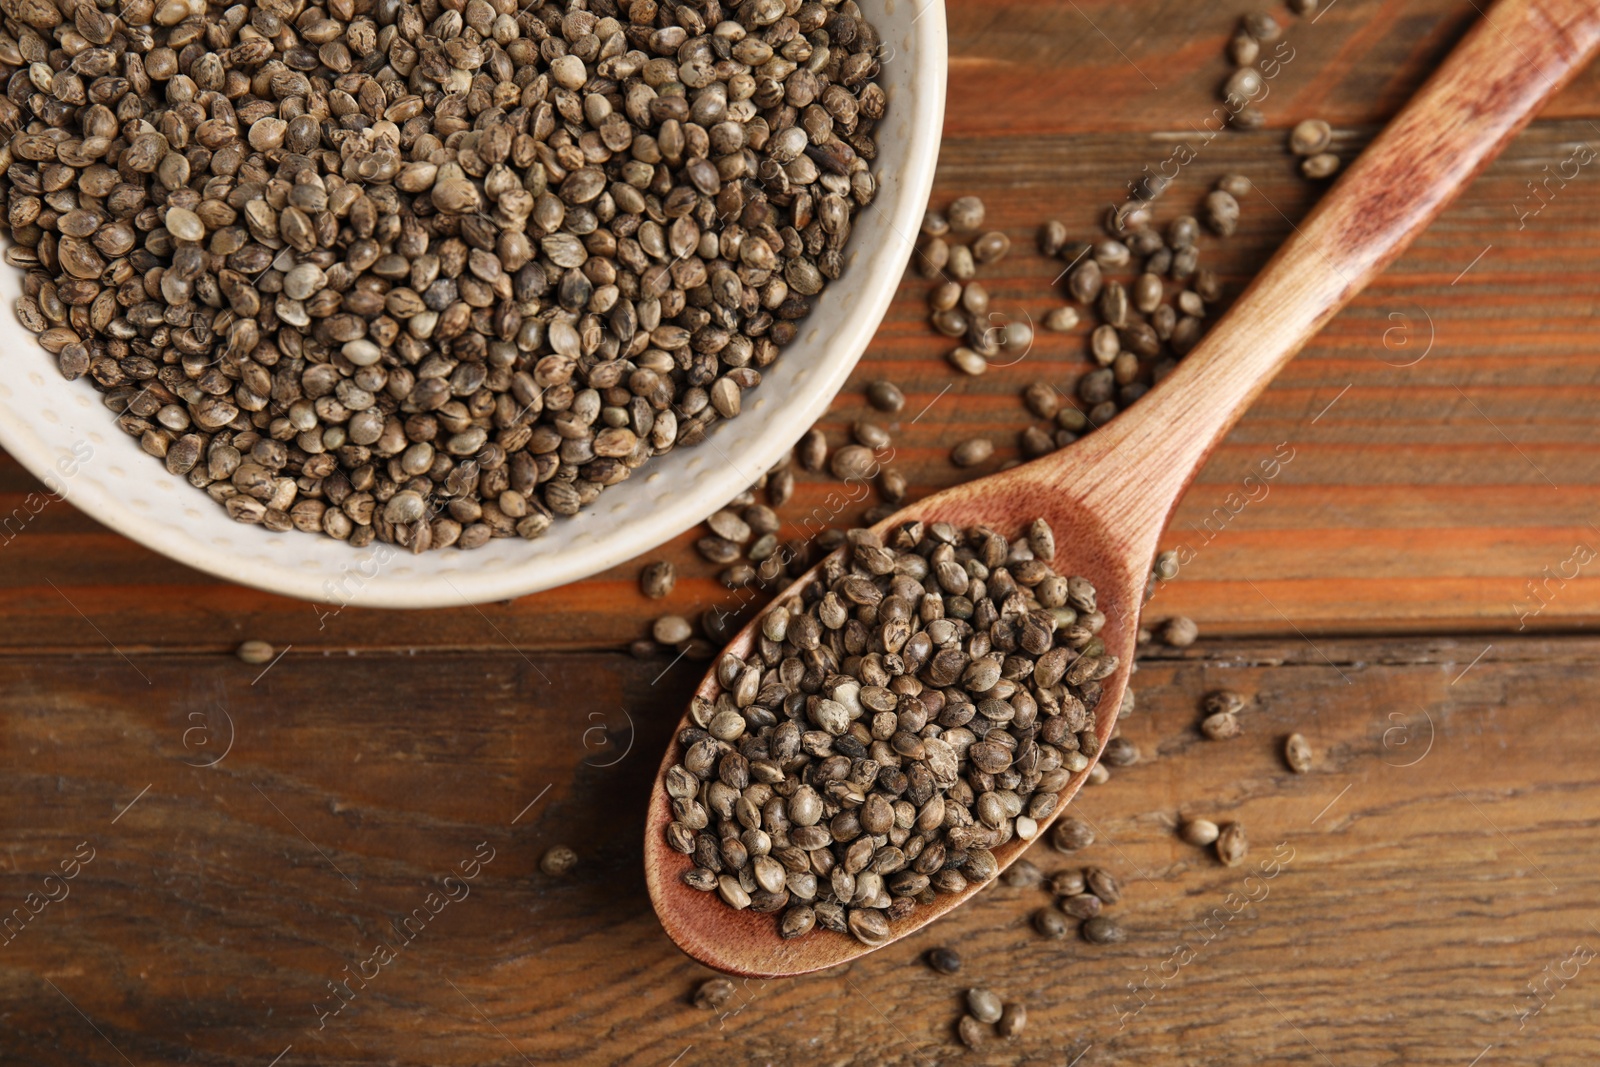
(926, 946), (963, 975)
(867, 381), (907, 414)
(957, 1014), (989, 1050)
(1044, 307), (1081, 332)
(998, 1002), (1028, 1039)
(1081, 916), (1126, 944)
(706, 510), (752, 545)
(1289, 118), (1334, 156)
(1024, 383), (1063, 420)
(1085, 866), (1121, 904)
(1162, 616), (1200, 647)
(1180, 818), (1221, 847)
(1002, 859), (1046, 889)
(1302, 152), (1342, 180)
(948, 196), (987, 232)
(235, 640), (275, 665)
(1218, 174), (1253, 199)
(1241, 11), (1283, 41)
(829, 444), (877, 482)
(768, 468), (796, 509)
(640, 562), (676, 601)
(539, 845), (577, 877)
(1048, 868), (1087, 897)
(1285, 732), (1314, 774)
(1222, 66), (1264, 107)
(652, 615), (693, 646)
(973, 231), (1011, 265)
(1051, 817), (1095, 852)
(879, 469), (908, 505)
(799, 430), (830, 474)
(1059, 892), (1101, 920)
(951, 437), (994, 468)
(1201, 712), (1243, 741)
(1039, 220), (1070, 256)
(696, 537), (741, 565)
(1203, 190), (1241, 237)
(919, 235), (951, 278)
(948, 244), (976, 281)
(1102, 737), (1140, 767)
(966, 988), (1003, 1025)
(692, 977), (736, 1012)
(947, 346), (988, 377)
(1034, 907), (1070, 939)
(852, 421), (892, 451)
(1216, 822), (1249, 867)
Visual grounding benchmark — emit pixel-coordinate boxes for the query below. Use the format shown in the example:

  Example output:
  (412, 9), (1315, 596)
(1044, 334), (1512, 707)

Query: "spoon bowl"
(645, 0), (1600, 978)
(644, 477), (1143, 977)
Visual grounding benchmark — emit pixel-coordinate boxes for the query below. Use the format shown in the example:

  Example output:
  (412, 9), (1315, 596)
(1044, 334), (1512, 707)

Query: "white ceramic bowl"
(0, 1), (946, 609)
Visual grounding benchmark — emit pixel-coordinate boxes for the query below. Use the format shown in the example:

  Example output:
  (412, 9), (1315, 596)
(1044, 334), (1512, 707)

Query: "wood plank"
(938, 0), (1600, 136)
(0, 637), (1595, 1064)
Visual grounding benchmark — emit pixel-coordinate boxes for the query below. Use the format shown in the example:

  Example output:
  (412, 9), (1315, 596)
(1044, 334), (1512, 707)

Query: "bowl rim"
(0, 0), (947, 610)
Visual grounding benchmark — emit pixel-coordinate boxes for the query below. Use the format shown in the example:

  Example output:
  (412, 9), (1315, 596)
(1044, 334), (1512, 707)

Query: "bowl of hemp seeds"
(0, 0), (945, 607)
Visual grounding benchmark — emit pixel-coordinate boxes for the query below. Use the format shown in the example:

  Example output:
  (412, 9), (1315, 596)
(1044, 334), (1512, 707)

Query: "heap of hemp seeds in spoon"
(1, 0), (884, 551)
(662, 515), (1120, 944)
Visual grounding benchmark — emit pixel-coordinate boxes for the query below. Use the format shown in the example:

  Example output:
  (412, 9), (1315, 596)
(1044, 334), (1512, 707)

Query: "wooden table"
(4, 1), (1600, 1063)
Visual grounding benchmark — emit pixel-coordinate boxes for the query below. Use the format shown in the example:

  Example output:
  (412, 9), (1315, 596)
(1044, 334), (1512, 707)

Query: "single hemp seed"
(539, 845), (577, 877)
(235, 640), (275, 665)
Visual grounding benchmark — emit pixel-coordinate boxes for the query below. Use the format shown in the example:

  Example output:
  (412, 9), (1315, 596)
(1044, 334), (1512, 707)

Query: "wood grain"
(8, 114), (1600, 648)
(1, 637), (1596, 1064)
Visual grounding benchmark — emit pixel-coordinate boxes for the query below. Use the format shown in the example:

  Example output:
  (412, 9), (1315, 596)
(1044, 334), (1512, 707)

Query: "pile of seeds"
(916, 194), (1030, 376)
(991, 822), (1129, 945)
(1026, 183), (1236, 451)
(1289, 117), (1340, 179)
(3, 0), (885, 551)
(1217, 5), (1322, 131)
(1177, 814), (1248, 864)
(955, 986), (1025, 1048)
(1199, 686), (1247, 740)
(661, 515), (1123, 943)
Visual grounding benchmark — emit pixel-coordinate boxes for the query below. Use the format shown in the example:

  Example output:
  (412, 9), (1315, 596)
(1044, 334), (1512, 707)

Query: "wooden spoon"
(645, 0), (1600, 978)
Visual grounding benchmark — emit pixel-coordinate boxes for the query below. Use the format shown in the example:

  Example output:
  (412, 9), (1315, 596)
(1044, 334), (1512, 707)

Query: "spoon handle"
(1062, 0), (1600, 538)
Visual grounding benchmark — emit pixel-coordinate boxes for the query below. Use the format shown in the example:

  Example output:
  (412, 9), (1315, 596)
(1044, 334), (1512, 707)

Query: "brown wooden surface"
(11, 3), (1600, 644)
(4, 0), (1600, 1063)
(2, 637), (1599, 1065)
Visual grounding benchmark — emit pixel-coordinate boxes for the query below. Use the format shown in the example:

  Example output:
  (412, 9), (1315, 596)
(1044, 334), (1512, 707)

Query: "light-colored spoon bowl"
(645, 0), (1600, 977)
(0, 0), (947, 609)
